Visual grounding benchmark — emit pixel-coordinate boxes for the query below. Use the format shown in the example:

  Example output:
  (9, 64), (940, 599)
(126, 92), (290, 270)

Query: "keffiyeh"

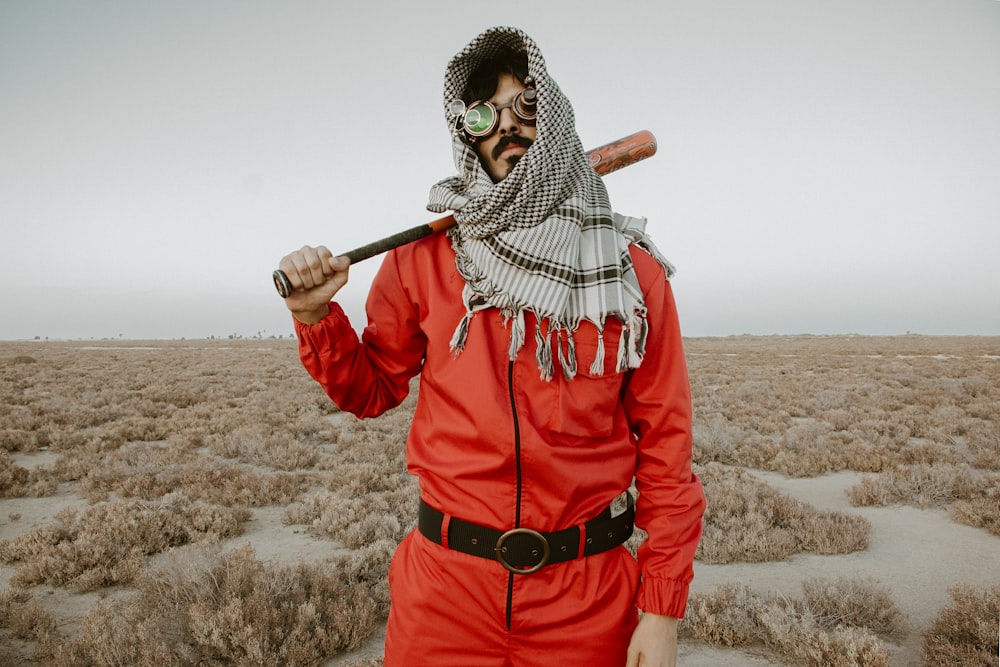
(428, 26), (673, 380)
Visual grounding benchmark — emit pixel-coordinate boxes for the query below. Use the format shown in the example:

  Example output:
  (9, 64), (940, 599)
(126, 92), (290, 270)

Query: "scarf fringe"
(558, 328), (577, 380)
(449, 310), (473, 356)
(616, 313), (648, 373)
(616, 325), (628, 373)
(455, 307), (649, 379)
(590, 331), (606, 376)
(534, 320), (554, 381)
(508, 310), (526, 361)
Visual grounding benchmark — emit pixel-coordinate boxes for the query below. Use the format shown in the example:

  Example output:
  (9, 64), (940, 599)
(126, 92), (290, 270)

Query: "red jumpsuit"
(296, 230), (704, 666)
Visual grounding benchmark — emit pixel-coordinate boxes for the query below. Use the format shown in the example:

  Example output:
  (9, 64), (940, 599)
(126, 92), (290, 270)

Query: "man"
(278, 26), (704, 667)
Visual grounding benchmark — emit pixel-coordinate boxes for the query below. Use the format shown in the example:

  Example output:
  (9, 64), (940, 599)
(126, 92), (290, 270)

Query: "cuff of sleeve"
(293, 303), (350, 340)
(637, 575), (691, 618)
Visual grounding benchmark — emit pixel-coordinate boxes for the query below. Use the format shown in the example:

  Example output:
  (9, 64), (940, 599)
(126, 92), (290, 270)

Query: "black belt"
(418, 494), (634, 575)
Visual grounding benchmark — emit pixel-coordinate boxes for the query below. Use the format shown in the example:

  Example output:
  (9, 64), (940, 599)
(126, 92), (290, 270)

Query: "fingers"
(280, 245), (336, 291)
(277, 246), (352, 319)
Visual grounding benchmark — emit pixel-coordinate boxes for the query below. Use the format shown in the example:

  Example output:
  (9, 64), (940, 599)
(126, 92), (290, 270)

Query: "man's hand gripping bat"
(272, 130), (657, 298)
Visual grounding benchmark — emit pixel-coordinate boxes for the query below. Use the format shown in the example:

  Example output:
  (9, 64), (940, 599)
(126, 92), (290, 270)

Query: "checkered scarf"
(428, 26), (672, 379)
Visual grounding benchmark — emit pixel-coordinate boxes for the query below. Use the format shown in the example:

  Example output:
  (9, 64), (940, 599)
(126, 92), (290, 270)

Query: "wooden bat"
(273, 130), (657, 298)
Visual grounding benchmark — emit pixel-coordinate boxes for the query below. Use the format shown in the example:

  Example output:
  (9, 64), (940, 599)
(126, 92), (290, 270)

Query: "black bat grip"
(273, 222), (436, 298)
(341, 223), (435, 264)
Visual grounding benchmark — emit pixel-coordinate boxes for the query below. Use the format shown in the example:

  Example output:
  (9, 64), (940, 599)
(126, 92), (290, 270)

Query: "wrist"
(640, 613), (679, 630)
(292, 303), (330, 325)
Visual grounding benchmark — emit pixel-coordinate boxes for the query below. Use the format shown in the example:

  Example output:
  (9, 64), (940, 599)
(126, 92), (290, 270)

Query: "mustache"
(492, 135), (533, 160)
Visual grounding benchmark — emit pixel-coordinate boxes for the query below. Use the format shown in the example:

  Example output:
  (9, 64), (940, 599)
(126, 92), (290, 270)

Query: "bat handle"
(271, 227), (418, 298)
(273, 216), (456, 298)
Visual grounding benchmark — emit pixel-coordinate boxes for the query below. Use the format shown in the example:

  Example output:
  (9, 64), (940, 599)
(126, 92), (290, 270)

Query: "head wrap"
(428, 26), (672, 380)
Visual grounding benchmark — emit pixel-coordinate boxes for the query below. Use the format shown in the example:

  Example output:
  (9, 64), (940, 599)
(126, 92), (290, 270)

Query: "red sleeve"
(295, 250), (426, 418)
(623, 250), (705, 618)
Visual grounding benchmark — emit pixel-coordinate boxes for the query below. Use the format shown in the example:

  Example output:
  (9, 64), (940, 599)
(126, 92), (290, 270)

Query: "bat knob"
(273, 269), (293, 298)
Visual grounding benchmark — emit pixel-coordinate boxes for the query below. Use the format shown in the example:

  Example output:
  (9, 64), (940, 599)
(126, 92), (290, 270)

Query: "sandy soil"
(3, 453), (998, 667)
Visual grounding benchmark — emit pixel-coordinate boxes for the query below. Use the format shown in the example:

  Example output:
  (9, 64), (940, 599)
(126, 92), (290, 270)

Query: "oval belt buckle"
(494, 528), (550, 575)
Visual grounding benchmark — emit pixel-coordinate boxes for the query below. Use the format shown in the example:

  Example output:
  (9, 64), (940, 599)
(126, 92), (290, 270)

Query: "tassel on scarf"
(508, 310), (526, 361)
(558, 328), (577, 380)
(616, 325), (629, 373)
(635, 312), (649, 358)
(590, 330), (606, 376)
(534, 319), (554, 381)
(450, 310), (473, 356)
(619, 316), (644, 371)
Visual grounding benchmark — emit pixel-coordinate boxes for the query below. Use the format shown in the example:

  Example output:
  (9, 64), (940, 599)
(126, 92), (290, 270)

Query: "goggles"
(450, 86), (537, 142)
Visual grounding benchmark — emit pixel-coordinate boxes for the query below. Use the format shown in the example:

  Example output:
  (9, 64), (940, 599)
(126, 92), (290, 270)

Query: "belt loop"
(441, 514), (451, 550)
(576, 522), (587, 560)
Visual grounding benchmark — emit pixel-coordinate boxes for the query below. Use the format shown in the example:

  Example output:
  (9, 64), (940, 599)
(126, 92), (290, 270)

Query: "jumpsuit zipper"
(506, 360), (522, 630)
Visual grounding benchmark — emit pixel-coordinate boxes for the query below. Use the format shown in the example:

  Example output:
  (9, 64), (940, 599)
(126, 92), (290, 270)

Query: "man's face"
(472, 72), (537, 183)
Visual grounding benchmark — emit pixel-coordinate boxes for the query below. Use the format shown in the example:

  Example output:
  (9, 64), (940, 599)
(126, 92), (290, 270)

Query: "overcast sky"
(2, 0), (998, 340)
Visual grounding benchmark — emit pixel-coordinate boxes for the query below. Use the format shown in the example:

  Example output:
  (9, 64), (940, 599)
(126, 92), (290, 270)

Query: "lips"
(501, 144), (527, 158)
(492, 135), (533, 161)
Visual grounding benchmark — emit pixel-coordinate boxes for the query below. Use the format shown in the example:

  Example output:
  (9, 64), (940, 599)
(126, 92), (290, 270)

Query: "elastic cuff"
(293, 302), (348, 337)
(637, 575), (691, 618)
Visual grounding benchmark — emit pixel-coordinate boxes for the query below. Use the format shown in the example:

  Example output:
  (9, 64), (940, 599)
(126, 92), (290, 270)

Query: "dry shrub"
(683, 579), (898, 666)
(846, 464), (979, 507)
(52, 544), (379, 667)
(285, 489), (415, 550)
(755, 604), (891, 667)
(696, 463), (869, 564)
(80, 456), (307, 506)
(0, 494), (250, 591)
(922, 583), (1000, 666)
(1, 427), (43, 452)
(0, 587), (58, 644)
(965, 421), (1000, 471)
(205, 424), (319, 470)
(2, 354), (38, 366)
(328, 539), (396, 618)
(0, 449), (30, 496)
(686, 336), (1000, 481)
(800, 576), (903, 638)
(847, 464), (1000, 536)
(682, 581), (764, 646)
(286, 390), (419, 550)
(284, 492), (393, 547)
(691, 414), (745, 464)
(952, 496), (1000, 535)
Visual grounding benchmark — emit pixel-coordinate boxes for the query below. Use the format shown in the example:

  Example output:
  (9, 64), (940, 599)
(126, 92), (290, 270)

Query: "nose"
(497, 105), (522, 135)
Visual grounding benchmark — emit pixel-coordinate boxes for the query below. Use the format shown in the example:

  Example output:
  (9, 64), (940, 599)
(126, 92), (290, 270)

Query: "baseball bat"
(273, 130), (657, 298)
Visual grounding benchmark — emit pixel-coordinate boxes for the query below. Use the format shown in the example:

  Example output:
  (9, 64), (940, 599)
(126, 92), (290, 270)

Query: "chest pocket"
(536, 322), (626, 440)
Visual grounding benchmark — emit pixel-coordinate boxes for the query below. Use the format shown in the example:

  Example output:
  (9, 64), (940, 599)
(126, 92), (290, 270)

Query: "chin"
(499, 155), (522, 178)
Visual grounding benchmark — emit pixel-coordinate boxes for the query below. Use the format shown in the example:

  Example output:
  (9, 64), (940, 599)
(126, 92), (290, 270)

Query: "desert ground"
(1, 335), (998, 666)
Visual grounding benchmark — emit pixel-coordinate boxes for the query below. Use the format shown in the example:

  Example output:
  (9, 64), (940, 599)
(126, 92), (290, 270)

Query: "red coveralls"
(296, 230), (705, 666)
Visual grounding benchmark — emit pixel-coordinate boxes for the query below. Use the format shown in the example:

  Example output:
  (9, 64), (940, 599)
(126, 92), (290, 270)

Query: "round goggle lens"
(464, 104), (496, 136)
